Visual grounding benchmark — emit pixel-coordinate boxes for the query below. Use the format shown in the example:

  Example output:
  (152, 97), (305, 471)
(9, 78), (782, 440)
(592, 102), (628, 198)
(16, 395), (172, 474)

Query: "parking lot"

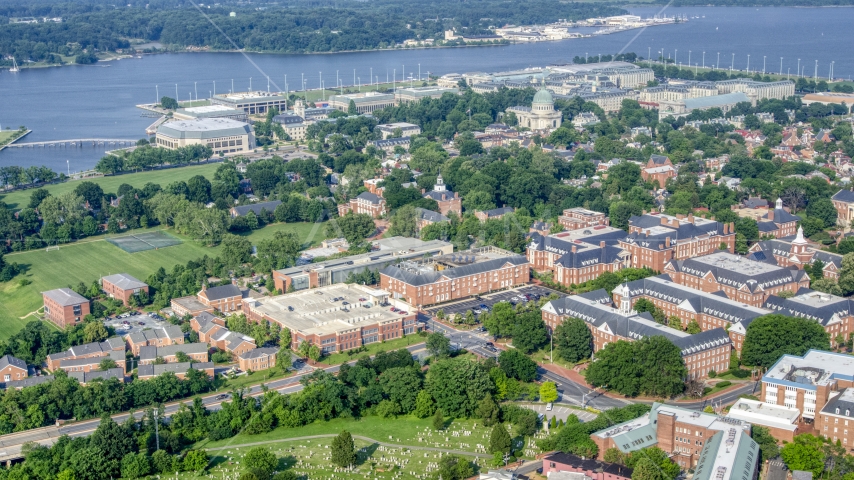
(519, 403), (598, 423)
(424, 285), (565, 319)
(104, 312), (172, 338)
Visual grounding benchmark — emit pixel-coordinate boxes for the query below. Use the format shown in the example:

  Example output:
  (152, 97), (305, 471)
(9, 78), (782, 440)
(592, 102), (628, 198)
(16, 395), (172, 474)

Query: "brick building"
(42, 288), (90, 328)
(663, 251), (809, 307)
(474, 206), (515, 222)
(755, 198), (800, 238)
(762, 289), (854, 352)
(46, 337), (125, 371)
(125, 325), (185, 355)
(748, 227), (844, 280)
(526, 231), (629, 286)
(57, 349), (125, 374)
(832, 188), (854, 228)
(415, 208), (450, 231)
(137, 362), (215, 380)
(421, 175), (461, 216)
(381, 253), (530, 307)
(198, 284), (243, 313)
(139, 343), (209, 365)
(542, 290), (732, 380)
(101, 273), (149, 306)
(0, 355), (28, 384)
(557, 207), (609, 230)
(591, 402), (759, 472)
(238, 347), (279, 371)
(541, 452), (632, 480)
(244, 284), (419, 355)
(760, 350), (854, 426)
(612, 275), (768, 353)
(337, 191), (386, 218)
(640, 155), (677, 188)
(620, 213), (735, 271)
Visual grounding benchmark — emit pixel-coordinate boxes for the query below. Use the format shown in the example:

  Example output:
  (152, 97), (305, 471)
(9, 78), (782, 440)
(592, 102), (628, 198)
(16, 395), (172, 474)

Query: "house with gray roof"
(475, 206), (515, 222)
(238, 347), (280, 371)
(230, 200), (283, 218)
(125, 325), (186, 355)
(58, 349), (125, 374)
(42, 288), (91, 328)
(46, 337), (125, 371)
(139, 342), (209, 365)
(338, 190), (387, 218)
(68, 367), (126, 385)
(101, 273), (149, 306)
(137, 361), (215, 380)
(0, 355), (28, 385)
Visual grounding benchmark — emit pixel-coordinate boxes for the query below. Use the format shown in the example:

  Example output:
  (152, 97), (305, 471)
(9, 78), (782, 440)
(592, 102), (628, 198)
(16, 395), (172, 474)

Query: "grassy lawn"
(238, 221), (327, 248)
(196, 415), (488, 453)
(0, 130), (23, 143)
(319, 335), (427, 366)
(218, 368), (293, 392)
(529, 347), (579, 371)
(190, 436), (490, 480)
(0, 163), (221, 210)
(179, 100), (211, 108)
(0, 221), (325, 341)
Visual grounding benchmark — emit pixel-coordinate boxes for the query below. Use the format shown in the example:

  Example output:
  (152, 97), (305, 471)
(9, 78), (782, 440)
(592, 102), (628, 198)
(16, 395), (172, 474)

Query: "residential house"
(198, 283), (243, 313)
(229, 200), (283, 219)
(138, 343), (209, 365)
(421, 175), (461, 216)
(125, 325), (185, 355)
(0, 355), (28, 385)
(337, 191), (387, 218)
(137, 362), (215, 380)
(46, 337), (125, 371)
(238, 347), (280, 371)
(474, 206), (515, 222)
(640, 155), (677, 187)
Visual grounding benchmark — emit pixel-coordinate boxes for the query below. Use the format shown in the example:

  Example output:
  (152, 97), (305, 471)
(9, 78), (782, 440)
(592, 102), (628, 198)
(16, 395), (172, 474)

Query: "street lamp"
(780, 57), (783, 75)
(702, 51), (705, 69)
(763, 55), (766, 74)
(153, 408), (160, 451)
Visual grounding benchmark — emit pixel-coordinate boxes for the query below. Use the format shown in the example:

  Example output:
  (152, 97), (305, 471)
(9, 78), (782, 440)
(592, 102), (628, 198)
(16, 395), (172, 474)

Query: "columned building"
(505, 88), (562, 130)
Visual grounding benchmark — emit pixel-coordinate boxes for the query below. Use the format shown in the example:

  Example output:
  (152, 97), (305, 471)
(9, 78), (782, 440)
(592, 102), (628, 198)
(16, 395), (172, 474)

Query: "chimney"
(676, 214), (685, 220)
(723, 223), (729, 234)
(666, 237), (671, 247)
(645, 229), (650, 237)
(421, 188), (426, 194)
(688, 213), (694, 224)
(660, 217), (669, 226)
(454, 192), (459, 198)
(600, 241), (606, 248)
(571, 245), (577, 253)
(768, 210), (774, 221)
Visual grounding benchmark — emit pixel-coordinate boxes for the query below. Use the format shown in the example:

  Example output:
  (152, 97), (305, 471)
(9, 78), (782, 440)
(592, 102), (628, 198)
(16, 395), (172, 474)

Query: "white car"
(546, 403), (553, 411)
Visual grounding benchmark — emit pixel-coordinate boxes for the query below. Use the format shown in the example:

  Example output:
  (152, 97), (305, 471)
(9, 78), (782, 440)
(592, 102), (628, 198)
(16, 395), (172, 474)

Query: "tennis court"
(107, 231), (183, 253)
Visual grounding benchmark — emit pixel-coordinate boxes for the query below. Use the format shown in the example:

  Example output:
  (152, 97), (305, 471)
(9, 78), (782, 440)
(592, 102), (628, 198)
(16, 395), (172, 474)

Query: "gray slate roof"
(0, 355), (27, 372)
(667, 255), (806, 294)
(139, 342), (209, 361)
(238, 347), (280, 360)
(480, 207), (514, 218)
(138, 361), (214, 378)
(202, 284), (242, 301)
(42, 288), (88, 307)
(554, 245), (624, 269)
(763, 289), (854, 327)
(102, 273), (147, 290)
(127, 325), (185, 345)
(415, 208), (449, 224)
(68, 368), (125, 384)
(381, 256), (528, 287)
(6, 375), (54, 389)
(355, 191), (383, 204)
(232, 200), (282, 217)
(60, 349), (124, 368)
(832, 189), (854, 203)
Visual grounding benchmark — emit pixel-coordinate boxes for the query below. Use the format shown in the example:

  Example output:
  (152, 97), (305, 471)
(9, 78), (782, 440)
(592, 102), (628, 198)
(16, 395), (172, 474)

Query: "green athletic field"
(0, 163), (220, 210)
(0, 222), (324, 341)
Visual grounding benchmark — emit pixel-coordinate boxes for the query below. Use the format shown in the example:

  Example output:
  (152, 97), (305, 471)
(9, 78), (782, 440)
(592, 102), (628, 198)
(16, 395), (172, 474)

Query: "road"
(0, 344), (426, 462)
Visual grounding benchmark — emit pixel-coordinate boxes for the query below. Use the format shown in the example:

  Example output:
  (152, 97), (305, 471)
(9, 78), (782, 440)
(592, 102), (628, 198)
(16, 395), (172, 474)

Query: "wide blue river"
(1, 6), (852, 171)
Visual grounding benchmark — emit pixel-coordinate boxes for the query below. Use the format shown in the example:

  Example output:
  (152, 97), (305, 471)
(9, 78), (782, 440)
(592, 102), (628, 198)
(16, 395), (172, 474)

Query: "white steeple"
(793, 225), (808, 245)
(775, 197), (783, 210)
(434, 174), (446, 192)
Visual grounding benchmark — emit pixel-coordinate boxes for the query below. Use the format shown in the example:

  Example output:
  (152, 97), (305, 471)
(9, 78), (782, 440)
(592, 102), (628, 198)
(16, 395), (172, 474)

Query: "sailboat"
(9, 58), (19, 73)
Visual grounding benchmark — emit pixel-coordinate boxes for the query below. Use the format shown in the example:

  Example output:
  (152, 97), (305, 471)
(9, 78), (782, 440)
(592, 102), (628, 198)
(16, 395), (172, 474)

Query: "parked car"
(546, 403), (553, 411)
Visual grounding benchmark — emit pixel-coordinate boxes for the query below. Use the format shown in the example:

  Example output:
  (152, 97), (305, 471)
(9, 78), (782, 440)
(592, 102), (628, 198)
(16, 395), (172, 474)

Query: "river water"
(1, 6), (852, 172)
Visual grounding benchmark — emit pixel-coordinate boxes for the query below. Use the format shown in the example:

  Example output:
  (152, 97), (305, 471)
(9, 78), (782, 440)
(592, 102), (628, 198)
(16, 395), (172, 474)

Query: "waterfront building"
(271, 237), (453, 292)
(591, 402), (759, 472)
(243, 284), (419, 354)
(658, 92), (751, 121)
(173, 105), (248, 122)
(380, 249), (530, 307)
(327, 91), (396, 113)
(394, 86), (459, 103)
(156, 118), (255, 155)
(506, 88), (562, 130)
(210, 91), (287, 114)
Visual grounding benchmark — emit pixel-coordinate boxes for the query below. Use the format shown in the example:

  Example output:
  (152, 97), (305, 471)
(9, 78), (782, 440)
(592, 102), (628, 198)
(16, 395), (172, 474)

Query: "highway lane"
(0, 344), (426, 462)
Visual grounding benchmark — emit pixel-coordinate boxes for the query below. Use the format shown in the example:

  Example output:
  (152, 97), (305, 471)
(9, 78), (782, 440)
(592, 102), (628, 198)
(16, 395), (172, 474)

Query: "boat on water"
(9, 58), (19, 72)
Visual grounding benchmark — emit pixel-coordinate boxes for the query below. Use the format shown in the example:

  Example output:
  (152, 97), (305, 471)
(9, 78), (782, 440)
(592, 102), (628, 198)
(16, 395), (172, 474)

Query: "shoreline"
(3, 42), (511, 71)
